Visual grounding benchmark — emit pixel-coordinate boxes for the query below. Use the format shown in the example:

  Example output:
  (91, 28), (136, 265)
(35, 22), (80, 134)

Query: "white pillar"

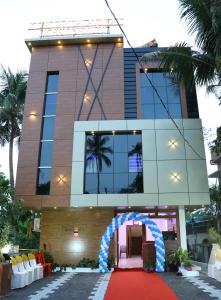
(178, 206), (187, 250)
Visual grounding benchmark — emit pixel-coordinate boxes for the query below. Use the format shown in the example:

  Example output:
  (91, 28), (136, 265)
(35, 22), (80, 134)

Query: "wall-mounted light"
(57, 175), (66, 184)
(144, 67), (148, 73)
(29, 112), (37, 120)
(73, 228), (79, 238)
(117, 38), (121, 42)
(168, 139), (178, 149)
(91, 131), (95, 136)
(84, 94), (90, 102)
(133, 130), (136, 134)
(57, 40), (61, 45)
(87, 39), (90, 43)
(170, 172), (181, 183)
(112, 130), (115, 135)
(85, 59), (92, 67)
(28, 42), (32, 46)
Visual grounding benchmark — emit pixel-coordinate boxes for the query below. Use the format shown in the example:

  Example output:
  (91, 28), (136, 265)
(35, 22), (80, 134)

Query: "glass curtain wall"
(36, 73), (59, 195)
(84, 132), (143, 194)
(140, 71), (181, 119)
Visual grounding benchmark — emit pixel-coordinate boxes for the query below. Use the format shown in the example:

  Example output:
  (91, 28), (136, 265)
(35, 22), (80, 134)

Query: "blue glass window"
(84, 132), (143, 194)
(140, 71), (181, 119)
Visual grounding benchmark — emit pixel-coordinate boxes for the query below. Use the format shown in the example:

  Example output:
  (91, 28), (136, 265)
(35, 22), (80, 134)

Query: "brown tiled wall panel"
(40, 209), (114, 264)
(16, 42), (124, 208)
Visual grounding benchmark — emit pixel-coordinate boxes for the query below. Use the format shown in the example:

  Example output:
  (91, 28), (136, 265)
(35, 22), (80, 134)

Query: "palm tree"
(0, 66), (27, 190)
(86, 135), (113, 193)
(142, 0), (221, 94)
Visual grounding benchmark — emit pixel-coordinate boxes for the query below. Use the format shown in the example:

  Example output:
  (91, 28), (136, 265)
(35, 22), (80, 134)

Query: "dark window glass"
(140, 71), (181, 119)
(168, 103), (182, 118)
(42, 117), (55, 140)
(36, 168), (51, 195)
(114, 173), (128, 193)
(142, 104), (154, 119)
(114, 153), (128, 173)
(84, 132), (143, 194)
(47, 74), (59, 93)
(44, 94), (57, 115)
(128, 135), (142, 152)
(85, 174), (98, 194)
(100, 174), (113, 193)
(155, 104), (169, 119)
(114, 134), (127, 152)
(39, 141), (53, 167)
(128, 173), (143, 193)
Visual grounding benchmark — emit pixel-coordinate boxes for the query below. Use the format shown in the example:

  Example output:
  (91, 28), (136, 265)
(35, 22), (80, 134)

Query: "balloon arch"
(99, 212), (165, 272)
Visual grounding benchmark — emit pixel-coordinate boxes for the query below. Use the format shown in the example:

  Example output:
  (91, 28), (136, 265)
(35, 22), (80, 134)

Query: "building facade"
(16, 21), (210, 265)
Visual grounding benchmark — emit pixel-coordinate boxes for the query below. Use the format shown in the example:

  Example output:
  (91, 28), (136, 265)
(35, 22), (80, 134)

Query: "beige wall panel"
(40, 209), (114, 264)
(29, 47), (49, 72)
(26, 71), (47, 94)
(23, 93), (45, 117)
(16, 167), (38, 195)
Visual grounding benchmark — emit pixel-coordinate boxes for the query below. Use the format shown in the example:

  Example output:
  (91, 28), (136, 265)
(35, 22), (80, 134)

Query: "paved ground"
(1, 272), (102, 300)
(160, 272), (221, 300)
(1, 271), (221, 300)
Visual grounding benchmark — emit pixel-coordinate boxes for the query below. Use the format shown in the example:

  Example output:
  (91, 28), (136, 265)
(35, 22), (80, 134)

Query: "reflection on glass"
(85, 135), (113, 193)
(37, 168), (51, 195)
(39, 141), (53, 166)
(140, 71), (181, 119)
(84, 133), (143, 194)
(44, 94), (57, 115)
(42, 117), (55, 140)
(47, 74), (59, 93)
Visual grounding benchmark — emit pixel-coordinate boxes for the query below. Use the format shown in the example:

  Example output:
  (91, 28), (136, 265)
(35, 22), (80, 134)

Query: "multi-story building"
(15, 20), (210, 267)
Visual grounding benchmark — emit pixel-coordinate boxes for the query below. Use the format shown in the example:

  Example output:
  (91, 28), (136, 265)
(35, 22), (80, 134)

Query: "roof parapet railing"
(27, 18), (123, 39)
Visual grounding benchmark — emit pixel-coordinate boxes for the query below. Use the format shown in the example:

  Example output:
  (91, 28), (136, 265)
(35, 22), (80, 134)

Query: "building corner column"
(178, 206), (187, 250)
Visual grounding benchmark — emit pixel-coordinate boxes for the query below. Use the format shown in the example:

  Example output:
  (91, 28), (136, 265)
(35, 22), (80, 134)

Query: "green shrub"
(209, 227), (221, 248)
(77, 257), (99, 269)
(43, 251), (54, 264)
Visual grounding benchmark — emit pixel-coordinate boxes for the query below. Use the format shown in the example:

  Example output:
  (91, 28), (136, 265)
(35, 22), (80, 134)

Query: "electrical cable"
(104, 0), (205, 160)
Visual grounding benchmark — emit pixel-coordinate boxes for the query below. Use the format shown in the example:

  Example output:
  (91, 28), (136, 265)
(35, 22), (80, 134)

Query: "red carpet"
(104, 271), (179, 300)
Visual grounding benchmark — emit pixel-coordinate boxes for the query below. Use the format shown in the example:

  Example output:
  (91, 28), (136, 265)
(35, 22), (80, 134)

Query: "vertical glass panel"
(128, 173), (143, 193)
(39, 141), (53, 166)
(114, 173), (128, 193)
(44, 94), (57, 115)
(154, 86), (167, 104)
(114, 153), (128, 173)
(168, 103), (182, 118)
(141, 104), (154, 119)
(167, 85), (180, 103)
(100, 152), (113, 173)
(85, 174), (98, 194)
(114, 134), (127, 152)
(99, 174), (113, 193)
(155, 104), (169, 119)
(141, 87), (154, 104)
(128, 134), (142, 152)
(42, 117), (55, 140)
(37, 168), (51, 195)
(129, 155), (143, 172)
(46, 74), (59, 93)
(152, 72), (166, 86)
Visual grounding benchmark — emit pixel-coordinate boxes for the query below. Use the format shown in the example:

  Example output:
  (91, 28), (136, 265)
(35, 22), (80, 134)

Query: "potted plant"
(167, 248), (191, 272)
(144, 261), (155, 273)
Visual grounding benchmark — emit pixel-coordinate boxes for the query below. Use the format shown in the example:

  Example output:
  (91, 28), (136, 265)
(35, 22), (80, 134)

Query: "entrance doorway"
(116, 212), (177, 269)
(118, 221), (144, 268)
